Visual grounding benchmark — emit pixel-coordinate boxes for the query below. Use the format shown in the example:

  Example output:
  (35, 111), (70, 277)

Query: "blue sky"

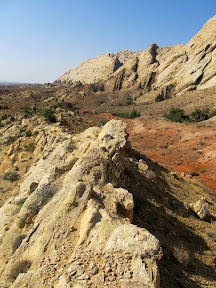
(0, 0), (215, 83)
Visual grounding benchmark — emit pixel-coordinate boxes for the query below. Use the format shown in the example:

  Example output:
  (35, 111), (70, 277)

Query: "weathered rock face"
(0, 120), (162, 288)
(56, 15), (216, 96)
(56, 50), (137, 86)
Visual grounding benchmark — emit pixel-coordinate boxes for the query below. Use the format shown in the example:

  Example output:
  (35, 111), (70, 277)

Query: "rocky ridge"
(56, 50), (137, 86)
(0, 116), (215, 287)
(56, 15), (216, 97)
(0, 120), (162, 288)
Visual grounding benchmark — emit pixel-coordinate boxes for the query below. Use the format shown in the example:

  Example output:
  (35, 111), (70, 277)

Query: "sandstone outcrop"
(56, 50), (137, 86)
(56, 15), (216, 96)
(0, 120), (162, 287)
(190, 199), (212, 222)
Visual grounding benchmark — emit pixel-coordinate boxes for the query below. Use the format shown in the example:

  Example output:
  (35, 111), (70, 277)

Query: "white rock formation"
(0, 120), (162, 288)
(56, 15), (216, 96)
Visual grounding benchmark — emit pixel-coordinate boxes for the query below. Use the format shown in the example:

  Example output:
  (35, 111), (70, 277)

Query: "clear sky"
(0, 0), (215, 83)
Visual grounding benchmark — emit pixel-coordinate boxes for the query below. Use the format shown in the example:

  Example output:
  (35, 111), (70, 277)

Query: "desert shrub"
(172, 244), (190, 266)
(25, 130), (32, 137)
(66, 142), (76, 152)
(41, 108), (56, 123)
(115, 109), (140, 119)
(0, 105), (9, 110)
(126, 96), (134, 105)
(3, 172), (19, 182)
(190, 108), (209, 121)
(146, 169), (157, 181)
(65, 102), (74, 110)
(97, 118), (109, 127)
(34, 130), (39, 136)
(8, 259), (31, 281)
(210, 109), (216, 117)
(159, 144), (168, 149)
(6, 136), (17, 144)
(164, 108), (190, 122)
(12, 235), (27, 253)
(24, 142), (35, 152)
(1, 114), (7, 120)
(191, 171), (199, 176)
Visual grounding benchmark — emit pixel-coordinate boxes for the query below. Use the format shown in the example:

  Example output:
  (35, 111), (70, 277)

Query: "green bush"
(0, 105), (9, 110)
(126, 96), (134, 105)
(3, 172), (19, 182)
(41, 109), (56, 123)
(115, 109), (140, 119)
(164, 108), (190, 122)
(210, 109), (216, 117)
(1, 114), (7, 120)
(190, 108), (209, 121)
(12, 235), (26, 253)
(24, 142), (35, 152)
(97, 118), (109, 127)
(6, 136), (17, 144)
(8, 259), (31, 281)
(25, 130), (32, 137)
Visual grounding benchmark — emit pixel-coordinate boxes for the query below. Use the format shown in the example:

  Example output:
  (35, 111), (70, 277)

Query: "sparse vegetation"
(114, 109), (140, 119)
(24, 142), (35, 152)
(210, 109), (216, 117)
(164, 108), (190, 123)
(97, 118), (109, 126)
(41, 108), (56, 123)
(146, 169), (157, 181)
(164, 107), (216, 123)
(66, 142), (76, 152)
(3, 172), (19, 182)
(126, 96), (134, 105)
(0, 105), (9, 110)
(6, 136), (17, 145)
(172, 244), (190, 266)
(25, 130), (32, 137)
(8, 259), (31, 281)
(191, 171), (199, 176)
(190, 108), (210, 121)
(12, 235), (27, 253)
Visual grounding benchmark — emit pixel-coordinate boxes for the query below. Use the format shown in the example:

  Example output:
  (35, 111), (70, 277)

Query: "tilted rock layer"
(0, 120), (162, 288)
(57, 15), (216, 96)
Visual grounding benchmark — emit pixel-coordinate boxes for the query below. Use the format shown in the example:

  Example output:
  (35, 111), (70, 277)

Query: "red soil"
(93, 114), (216, 196)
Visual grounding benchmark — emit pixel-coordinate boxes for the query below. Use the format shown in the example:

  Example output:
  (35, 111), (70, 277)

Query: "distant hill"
(0, 81), (23, 85)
